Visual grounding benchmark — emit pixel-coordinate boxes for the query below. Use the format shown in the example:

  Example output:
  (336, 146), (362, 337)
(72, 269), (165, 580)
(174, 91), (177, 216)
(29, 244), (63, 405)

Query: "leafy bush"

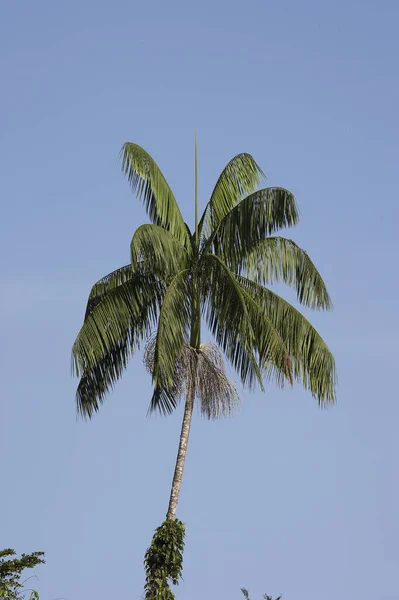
(0, 549), (44, 600)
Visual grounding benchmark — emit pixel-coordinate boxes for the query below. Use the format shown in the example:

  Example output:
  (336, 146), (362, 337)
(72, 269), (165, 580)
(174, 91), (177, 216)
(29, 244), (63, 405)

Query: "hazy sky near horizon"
(1, 1), (398, 599)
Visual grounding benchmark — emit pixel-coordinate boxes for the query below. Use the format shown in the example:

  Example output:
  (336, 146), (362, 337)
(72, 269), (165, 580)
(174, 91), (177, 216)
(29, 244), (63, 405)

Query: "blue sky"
(1, 1), (398, 599)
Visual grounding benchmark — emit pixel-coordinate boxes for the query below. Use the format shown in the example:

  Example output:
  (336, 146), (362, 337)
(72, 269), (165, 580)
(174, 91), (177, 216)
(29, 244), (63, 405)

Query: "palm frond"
(199, 153), (264, 240)
(202, 254), (293, 388)
(200, 254), (264, 390)
(240, 283), (293, 388)
(76, 337), (131, 419)
(238, 276), (337, 403)
(74, 276), (167, 418)
(72, 274), (164, 377)
(203, 187), (299, 259)
(150, 270), (192, 413)
(148, 385), (182, 417)
(120, 143), (189, 247)
(131, 224), (189, 279)
(84, 264), (133, 320)
(244, 237), (332, 310)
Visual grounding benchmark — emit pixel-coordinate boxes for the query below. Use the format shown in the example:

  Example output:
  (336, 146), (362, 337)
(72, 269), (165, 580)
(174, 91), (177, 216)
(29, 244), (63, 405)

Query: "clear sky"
(1, 1), (398, 599)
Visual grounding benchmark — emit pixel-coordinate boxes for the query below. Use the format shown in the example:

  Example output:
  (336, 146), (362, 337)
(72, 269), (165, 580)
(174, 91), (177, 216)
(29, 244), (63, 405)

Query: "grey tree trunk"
(166, 383), (195, 521)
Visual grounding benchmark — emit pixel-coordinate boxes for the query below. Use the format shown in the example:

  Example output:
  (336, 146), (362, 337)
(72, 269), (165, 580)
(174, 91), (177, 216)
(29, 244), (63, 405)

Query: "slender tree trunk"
(165, 295), (200, 521)
(166, 382), (195, 520)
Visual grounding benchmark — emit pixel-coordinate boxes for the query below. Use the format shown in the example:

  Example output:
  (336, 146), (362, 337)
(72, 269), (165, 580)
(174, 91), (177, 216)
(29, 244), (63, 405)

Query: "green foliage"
(73, 273), (167, 418)
(120, 143), (190, 247)
(72, 141), (337, 417)
(202, 253), (293, 391)
(199, 153), (265, 239)
(237, 276), (336, 403)
(241, 587), (282, 600)
(144, 520), (185, 600)
(0, 549), (44, 600)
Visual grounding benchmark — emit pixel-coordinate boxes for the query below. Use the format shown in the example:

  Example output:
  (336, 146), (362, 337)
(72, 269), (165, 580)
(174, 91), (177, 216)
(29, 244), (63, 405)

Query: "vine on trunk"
(144, 520), (185, 600)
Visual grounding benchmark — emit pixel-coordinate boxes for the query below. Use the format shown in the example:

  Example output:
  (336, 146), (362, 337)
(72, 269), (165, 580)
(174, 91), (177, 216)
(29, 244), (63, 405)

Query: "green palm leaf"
(201, 254), (293, 390)
(121, 142), (190, 247)
(244, 237), (332, 310)
(72, 274), (164, 377)
(130, 224), (190, 279)
(199, 153), (264, 239)
(76, 337), (131, 418)
(203, 187), (299, 259)
(75, 276), (167, 418)
(238, 276), (336, 403)
(84, 264), (133, 320)
(150, 270), (192, 414)
(201, 254), (261, 389)
(240, 284), (293, 388)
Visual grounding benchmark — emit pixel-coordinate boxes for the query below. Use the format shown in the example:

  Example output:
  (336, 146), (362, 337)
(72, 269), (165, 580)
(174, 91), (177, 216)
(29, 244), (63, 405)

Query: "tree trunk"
(165, 272), (200, 521)
(166, 382), (195, 521)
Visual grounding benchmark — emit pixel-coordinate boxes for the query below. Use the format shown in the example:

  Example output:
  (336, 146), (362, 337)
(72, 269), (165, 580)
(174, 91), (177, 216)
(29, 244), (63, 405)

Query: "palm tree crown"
(72, 142), (336, 421)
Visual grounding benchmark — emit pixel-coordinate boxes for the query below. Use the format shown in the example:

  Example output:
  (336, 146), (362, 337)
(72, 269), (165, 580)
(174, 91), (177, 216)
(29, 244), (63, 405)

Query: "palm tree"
(72, 138), (336, 522)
